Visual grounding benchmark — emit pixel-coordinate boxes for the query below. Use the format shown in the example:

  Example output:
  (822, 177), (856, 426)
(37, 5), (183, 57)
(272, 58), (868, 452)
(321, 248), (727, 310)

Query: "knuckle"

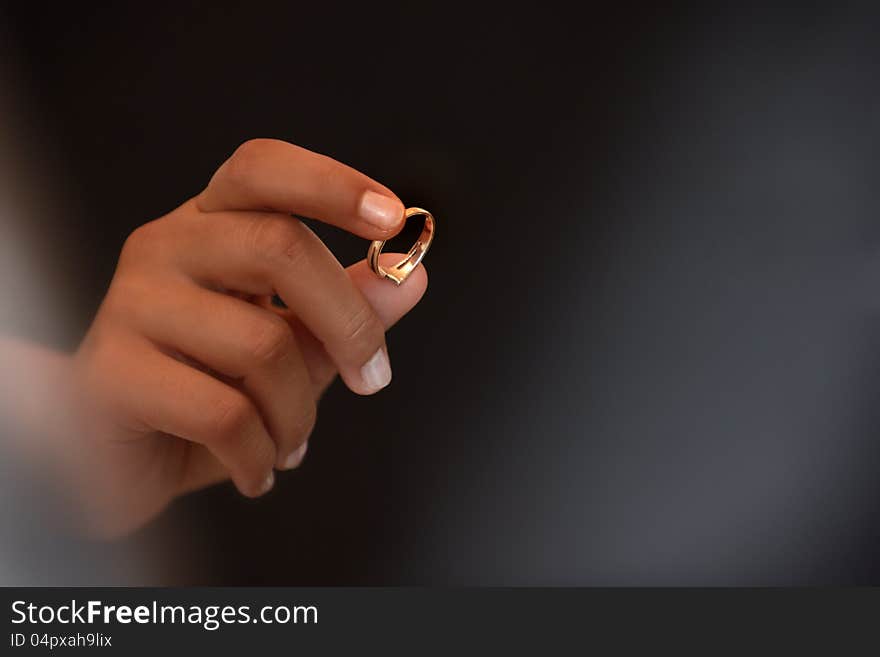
(208, 392), (256, 442)
(102, 276), (149, 323)
(235, 138), (274, 157)
(340, 303), (383, 348)
(246, 315), (295, 366)
(224, 138), (273, 186)
(120, 221), (160, 262)
(249, 217), (307, 268)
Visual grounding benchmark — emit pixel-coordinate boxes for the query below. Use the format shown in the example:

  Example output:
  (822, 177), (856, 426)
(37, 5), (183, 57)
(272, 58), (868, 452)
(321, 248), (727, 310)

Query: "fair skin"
(0, 139), (428, 537)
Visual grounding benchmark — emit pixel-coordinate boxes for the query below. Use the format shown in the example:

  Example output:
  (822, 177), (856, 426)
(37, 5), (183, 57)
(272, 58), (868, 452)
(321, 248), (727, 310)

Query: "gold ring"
(367, 207), (435, 285)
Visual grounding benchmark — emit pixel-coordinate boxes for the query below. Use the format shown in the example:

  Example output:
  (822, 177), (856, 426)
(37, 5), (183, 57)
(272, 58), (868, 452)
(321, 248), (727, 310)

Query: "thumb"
(348, 252), (429, 329)
(279, 253), (429, 398)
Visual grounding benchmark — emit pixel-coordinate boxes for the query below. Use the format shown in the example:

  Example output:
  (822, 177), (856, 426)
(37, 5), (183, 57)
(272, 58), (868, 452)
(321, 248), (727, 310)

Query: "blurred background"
(2, 1), (880, 584)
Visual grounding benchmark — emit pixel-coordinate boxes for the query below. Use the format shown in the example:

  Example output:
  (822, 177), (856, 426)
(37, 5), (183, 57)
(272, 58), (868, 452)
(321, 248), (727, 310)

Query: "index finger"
(196, 139), (405, 240)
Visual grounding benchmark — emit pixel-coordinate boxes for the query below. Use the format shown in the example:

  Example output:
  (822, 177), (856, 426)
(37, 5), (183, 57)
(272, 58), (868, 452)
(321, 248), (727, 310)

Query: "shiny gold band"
(367, 207), (435, 285)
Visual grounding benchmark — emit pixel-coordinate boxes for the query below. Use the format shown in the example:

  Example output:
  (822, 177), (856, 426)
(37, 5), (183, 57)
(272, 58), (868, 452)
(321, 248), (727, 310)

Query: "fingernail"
(359, 190), (403, 230)
(259, 471), (275, 495)
(361, 348), (392, 393)
(282, 442), (309, 470)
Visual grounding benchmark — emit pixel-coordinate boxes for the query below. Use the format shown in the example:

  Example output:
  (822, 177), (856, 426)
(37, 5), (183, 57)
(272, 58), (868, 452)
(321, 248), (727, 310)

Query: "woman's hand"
(70, 139), (428, 536)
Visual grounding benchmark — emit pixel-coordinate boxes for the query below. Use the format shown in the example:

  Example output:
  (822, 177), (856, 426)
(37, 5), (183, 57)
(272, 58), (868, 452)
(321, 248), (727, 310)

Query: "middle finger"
(171, 207), (392, 396)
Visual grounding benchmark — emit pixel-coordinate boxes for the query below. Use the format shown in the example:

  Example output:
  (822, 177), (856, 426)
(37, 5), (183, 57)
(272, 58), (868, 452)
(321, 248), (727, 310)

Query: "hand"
(70, 139), (428, 536)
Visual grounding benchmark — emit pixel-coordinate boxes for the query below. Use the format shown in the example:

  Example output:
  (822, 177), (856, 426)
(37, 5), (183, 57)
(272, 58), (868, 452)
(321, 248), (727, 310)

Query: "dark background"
(4, 2), (880, 584)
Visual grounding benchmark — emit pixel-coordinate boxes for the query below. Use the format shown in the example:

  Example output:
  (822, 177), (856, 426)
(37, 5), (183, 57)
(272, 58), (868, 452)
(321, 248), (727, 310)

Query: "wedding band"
(367, 207), (435, 285)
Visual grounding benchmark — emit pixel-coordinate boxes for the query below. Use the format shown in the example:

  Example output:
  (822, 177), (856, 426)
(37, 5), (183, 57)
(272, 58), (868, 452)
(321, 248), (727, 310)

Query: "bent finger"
(261, 253), (429, 397)
(197, 138), (404, 240)
(106, 337), (277, 497)
(175, 211), (392, 396)
(113, 281), (316, 470)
